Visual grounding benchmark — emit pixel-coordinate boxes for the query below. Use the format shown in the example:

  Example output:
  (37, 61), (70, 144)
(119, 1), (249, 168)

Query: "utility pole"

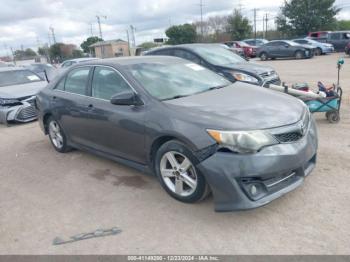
(199, 0), (204, 37)
(265, 13), (269, 39)
(96, 15), (106, 58)
(253, 8), (257, 40)
(49, 27), (56, 44)
(96, 15), (106, 39)
(126, 29), (131, 56)
(10, 47), (16, 65)
(130, 25), (136, 48)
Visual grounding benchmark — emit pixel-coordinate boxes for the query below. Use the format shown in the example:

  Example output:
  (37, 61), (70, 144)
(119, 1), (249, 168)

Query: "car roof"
(81, 56), (187, 67)
(64, 58), (100, 63)
(0, 67), (31, 72)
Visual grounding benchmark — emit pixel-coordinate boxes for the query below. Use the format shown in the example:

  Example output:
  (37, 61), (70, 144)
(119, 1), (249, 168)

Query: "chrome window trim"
(52, 64), (140, 103)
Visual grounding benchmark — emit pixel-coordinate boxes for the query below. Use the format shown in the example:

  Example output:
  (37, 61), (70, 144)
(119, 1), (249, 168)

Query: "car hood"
(0, 81), (47, 99)
(219, 62), (275, 75)
(164, 83), (305, 130)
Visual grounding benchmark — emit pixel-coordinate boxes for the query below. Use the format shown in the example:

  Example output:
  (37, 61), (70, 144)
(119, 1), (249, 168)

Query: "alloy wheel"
(160, 151), (198, 197)
(49, 120), (64, 149)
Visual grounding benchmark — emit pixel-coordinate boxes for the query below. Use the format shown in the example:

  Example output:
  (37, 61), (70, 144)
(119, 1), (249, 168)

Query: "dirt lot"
(0, 53), (349, 255)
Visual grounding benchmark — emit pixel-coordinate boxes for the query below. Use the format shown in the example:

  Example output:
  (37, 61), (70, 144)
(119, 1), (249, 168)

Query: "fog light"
(250, 184), (258, 196)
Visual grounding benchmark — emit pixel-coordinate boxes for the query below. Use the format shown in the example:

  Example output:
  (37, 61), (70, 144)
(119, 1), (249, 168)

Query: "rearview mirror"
(110, 90), (143, 106)
(284, 44), (289, 48)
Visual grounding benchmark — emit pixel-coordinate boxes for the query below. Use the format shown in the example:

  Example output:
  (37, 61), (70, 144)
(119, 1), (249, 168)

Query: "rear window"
(0, 70), (42, 87)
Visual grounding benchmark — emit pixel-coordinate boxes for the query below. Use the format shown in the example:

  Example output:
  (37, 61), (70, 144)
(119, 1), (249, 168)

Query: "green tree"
(336, 20), (350, 30)
(49, 43), (64, 62)
(24, 48), (36, 57)
(166, 24), (197, 45)
(72, 49), (84, 58)
(80, 36), (103, 53)
(276, 0), (340, 37)
(138, 42), (158, 50)
(226, 9), (252, 40)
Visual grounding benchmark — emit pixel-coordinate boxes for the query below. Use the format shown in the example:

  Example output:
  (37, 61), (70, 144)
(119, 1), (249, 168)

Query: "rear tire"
(154, 140), (210, 203)
(315, 48), (322, 56)
(260, 52), (268, 61)
(47, 117), (71, 153)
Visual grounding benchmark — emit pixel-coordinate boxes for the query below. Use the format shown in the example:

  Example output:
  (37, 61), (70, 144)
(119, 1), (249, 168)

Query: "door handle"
(87, 104), (94, 108)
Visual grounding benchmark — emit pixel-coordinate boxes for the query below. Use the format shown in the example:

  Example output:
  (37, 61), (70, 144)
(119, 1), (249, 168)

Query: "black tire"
(315, 48), (322, 56)
(260, 52), (268, 61)
(295, 50), (304, 59)
(154, 140), (210, 203)
(47, 117), (71, 153)
(326, 111), (340, 124)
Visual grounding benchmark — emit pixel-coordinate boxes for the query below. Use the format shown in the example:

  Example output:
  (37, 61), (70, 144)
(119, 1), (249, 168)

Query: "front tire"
(295, 50), (304, 59)
(154, 140), (210, 203)
(47, 117), (71, 153)
(260, 52), (268, 61)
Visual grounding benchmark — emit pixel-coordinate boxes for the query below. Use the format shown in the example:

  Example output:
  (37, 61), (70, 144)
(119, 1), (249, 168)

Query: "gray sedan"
(0, 67), (47, 124)
(36, 57), (318, 212)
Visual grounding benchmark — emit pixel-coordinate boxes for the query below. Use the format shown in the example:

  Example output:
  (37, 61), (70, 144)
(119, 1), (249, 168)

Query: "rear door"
(51, 66), (94, 145)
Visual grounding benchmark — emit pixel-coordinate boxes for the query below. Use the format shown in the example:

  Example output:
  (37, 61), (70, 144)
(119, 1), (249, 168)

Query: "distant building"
(90, 39), (130, 58)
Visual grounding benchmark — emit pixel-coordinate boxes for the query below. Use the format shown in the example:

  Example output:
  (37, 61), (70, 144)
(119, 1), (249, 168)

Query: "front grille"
(15, 106), (37, 122)
(274, 132), (303, 143)
(259, 71), (276, 78)
(263, 78), (281, 87)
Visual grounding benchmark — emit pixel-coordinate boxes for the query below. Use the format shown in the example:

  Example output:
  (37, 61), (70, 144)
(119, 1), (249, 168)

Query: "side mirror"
(284, 44), (289, 48)
(110, 90), (143, 106)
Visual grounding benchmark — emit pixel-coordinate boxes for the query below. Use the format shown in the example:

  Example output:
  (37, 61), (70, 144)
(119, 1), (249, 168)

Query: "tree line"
(165, 0), (349, 45)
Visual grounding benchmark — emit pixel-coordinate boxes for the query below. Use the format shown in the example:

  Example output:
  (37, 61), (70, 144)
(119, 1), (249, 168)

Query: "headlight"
(207, 129), (278, 154)
(0, 98), (20, 106)
(231, 72), (259, 84)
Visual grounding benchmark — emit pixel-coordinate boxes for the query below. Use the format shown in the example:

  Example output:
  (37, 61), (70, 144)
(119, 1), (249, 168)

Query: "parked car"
(308, 31), (350, 52)
(25, 63), (58, 81)
(220, 43), (245, 57)
(146, 44), (281, 86)
(36, 56), (318, 212)
(345, 42), (350, 55)
(257, 40), (314, 61)
(60, 58), (100, 69)
(243, 38), (269, 47)
(224, 41), (257, 58)
(293, 38), (334, 55)
(0, 67), (47, 124)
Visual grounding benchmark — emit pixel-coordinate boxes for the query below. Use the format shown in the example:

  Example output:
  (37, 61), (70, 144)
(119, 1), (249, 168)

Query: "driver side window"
(91, 67), (132, 100)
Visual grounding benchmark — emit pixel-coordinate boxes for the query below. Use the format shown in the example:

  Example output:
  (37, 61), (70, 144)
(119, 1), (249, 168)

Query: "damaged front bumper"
(0, 96), (38, 125)
(196, 118), (318, 212)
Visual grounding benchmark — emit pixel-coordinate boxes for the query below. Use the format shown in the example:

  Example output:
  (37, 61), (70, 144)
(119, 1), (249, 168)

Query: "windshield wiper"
(208, 84), (229, 90)
(162, 95), (190, 101)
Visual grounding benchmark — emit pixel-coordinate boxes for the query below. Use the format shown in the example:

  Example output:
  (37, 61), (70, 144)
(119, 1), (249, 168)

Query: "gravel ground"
(0, 53), (349, 255)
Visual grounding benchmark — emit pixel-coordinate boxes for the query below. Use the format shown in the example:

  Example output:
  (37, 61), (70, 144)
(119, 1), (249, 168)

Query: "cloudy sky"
(0, 0), (349, 56)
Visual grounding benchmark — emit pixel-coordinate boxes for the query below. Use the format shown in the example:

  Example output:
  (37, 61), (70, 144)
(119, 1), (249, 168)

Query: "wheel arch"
(43, 112), (53, 134)
(149, 135), (198, 169)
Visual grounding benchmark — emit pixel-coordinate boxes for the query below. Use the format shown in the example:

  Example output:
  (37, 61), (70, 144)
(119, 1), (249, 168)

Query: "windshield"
(0, 70), (42, 87)
(191, 45), (246, 66)
(129, 62), (231, 101)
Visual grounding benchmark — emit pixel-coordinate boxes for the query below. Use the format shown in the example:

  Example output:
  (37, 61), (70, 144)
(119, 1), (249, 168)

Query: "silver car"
(0, 67), (47, 125)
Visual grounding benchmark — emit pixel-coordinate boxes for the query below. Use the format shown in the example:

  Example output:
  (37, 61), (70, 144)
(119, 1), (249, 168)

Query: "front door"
(82, 66), (146, 164)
